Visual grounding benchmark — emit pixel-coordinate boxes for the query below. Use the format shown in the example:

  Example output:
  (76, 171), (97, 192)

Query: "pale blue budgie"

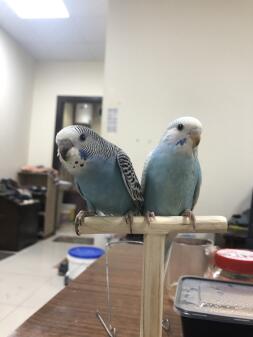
(56, 125), (143, 235)
(142, 116), (202, 228)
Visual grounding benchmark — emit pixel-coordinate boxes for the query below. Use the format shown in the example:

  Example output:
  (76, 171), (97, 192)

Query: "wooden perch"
(79, 215), (227, 337)
(79, 215), (227, 235)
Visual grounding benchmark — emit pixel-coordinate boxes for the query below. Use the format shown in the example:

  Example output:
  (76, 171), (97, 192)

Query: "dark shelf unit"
(18, 172), (58, 237)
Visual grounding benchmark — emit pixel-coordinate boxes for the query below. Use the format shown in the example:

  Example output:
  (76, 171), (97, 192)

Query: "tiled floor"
(0, 224), (109, 337)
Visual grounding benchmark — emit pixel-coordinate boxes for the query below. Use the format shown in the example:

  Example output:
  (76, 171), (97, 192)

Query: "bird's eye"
(79, 133), (86, 141)
(177, 123), (184, 131)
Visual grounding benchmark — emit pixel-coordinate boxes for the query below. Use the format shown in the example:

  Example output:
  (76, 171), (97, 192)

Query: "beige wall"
(0, 28), (34, 179)
(103, 0), (253, 218)
(28, 61), (104, 166)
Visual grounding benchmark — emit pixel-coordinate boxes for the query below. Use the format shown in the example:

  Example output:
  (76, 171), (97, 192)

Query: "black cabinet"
(0, 196), (39, 251)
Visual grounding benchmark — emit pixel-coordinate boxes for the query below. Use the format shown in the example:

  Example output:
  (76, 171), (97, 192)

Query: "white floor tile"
(0, 240), (78, 277)
(0, 306), (35, 337)
(0, 303), (16, 320)
(21, 276), (65, 310)
(0, 272), (49, 306)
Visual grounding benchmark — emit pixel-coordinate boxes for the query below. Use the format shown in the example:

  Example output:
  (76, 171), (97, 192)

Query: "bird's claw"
(182, 209), (196, 231)
(124, 211), (134, 234)
(75, 210), (85, 236)
(74, 210), (95, 236)
(145, 211), (156, 225)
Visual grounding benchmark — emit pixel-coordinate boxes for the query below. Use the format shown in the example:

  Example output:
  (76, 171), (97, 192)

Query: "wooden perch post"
(79, 215), (227, 337)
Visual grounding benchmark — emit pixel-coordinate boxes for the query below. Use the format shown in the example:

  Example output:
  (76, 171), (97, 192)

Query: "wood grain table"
(9, 244), (182, 337)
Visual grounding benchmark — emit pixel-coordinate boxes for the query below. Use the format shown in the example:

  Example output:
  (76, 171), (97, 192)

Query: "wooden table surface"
(10, 244), (182, 337)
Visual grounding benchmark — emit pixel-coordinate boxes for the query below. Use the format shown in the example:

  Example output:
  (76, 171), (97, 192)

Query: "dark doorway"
(52, 95), (102, 170)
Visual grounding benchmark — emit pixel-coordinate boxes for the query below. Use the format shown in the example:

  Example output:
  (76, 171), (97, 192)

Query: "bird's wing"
(192, 159), (202, 210)
(141, 150), (153, 192)
(116, 151), (144, 211)
(75, 181), (96, 212)
(76, 181), (85, 198)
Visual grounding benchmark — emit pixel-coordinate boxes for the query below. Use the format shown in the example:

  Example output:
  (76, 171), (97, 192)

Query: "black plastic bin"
(174, 276), (253, 337)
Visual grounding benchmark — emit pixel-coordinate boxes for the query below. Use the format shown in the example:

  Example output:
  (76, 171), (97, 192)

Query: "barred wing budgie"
(142, 116), (202, 228)
(56, 125), (143, 235)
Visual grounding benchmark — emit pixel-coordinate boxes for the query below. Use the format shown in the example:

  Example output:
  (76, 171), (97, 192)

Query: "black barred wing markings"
(116, 151), (144, 211)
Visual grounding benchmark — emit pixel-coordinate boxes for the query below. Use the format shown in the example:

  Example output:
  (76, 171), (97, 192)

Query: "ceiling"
(0, 0), (106, 60)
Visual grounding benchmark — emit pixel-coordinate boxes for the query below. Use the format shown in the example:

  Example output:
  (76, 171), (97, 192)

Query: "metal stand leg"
(96, 240), (143, 337)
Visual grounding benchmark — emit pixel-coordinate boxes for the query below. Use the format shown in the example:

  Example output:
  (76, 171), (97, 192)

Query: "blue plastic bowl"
(68, 246), (105, 260)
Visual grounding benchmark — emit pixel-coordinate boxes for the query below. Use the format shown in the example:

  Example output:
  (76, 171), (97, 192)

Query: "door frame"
(52, 95), (103, 169)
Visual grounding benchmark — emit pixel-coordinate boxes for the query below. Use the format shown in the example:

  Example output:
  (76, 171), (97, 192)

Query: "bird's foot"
(75, 210), (95, 236)
(124, 211), (134, 234)
(144, 211), (156, 225)
(182, 209), (196, 231)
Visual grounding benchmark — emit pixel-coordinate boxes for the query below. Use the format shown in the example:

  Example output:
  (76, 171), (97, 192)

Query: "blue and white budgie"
(142, 116), (202, 229)
(56, 125), (143, 235)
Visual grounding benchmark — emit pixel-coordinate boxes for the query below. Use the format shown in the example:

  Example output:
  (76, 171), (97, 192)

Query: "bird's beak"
(190, 128), (201, 147)
(58, 139), (73, 161)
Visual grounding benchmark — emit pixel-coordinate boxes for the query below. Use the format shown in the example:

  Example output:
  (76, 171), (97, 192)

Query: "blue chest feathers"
(76, 158), (134, 214)
(144, 147), (200, 215)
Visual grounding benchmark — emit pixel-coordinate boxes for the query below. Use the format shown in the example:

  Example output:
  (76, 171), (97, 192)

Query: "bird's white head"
(161, 116), (202, 155)
(55, 125), (103, 175)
